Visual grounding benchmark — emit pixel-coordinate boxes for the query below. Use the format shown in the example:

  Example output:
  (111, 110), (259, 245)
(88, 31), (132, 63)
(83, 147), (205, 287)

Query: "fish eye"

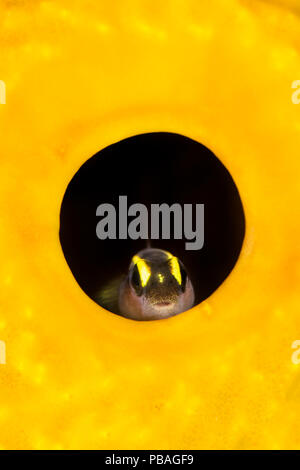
(179, 262), (188, 292)
(130, 264), (143, 296)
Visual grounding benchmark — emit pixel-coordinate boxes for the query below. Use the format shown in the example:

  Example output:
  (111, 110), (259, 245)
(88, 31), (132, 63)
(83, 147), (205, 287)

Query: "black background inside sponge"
(59, 132), (245, 313)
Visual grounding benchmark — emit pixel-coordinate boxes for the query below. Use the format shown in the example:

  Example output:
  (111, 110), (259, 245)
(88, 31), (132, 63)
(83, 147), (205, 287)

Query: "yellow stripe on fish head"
(132, 255), (151, 287)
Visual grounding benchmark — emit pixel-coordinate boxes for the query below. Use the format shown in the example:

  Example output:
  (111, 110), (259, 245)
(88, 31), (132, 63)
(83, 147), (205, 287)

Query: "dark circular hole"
(59, 132), (245, 318)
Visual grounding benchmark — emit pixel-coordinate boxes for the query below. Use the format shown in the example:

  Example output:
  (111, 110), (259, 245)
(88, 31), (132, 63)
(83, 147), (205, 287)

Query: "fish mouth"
(153, 301), (176, 310)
